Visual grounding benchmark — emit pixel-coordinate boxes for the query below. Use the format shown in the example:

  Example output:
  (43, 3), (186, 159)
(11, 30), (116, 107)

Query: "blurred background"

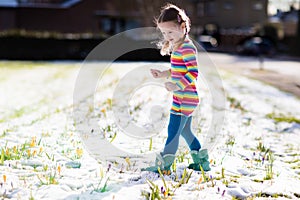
(0, 0), (299, 60)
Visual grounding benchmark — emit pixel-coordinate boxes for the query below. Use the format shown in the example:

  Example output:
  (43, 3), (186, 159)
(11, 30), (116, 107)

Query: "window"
(197, 1), (216, 17)
(206, 1), (216, 16)
(100, 18), (112, 34)
(197, 2), (204, 17)
(253, 2), (263, 10)
(224, 1), (234, 10)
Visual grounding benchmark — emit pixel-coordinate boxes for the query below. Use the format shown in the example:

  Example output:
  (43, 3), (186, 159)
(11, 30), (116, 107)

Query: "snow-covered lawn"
(0, 59), (300, 200)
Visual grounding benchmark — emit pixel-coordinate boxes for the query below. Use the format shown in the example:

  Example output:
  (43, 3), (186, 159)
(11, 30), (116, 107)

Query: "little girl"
(143, 4), (211, 174)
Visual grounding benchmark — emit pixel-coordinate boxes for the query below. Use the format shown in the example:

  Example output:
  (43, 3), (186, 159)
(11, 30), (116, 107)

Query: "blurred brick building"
(0, 0), (274, 59)
(0, 0), (142, 34)
(0, 0), (268, 35)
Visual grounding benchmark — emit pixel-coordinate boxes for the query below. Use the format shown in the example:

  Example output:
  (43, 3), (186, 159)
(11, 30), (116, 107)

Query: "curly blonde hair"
(155, 4), (191, 55)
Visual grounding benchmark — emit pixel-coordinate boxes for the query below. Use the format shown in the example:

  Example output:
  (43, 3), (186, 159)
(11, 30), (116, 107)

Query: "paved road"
(207, 53), (300, 98)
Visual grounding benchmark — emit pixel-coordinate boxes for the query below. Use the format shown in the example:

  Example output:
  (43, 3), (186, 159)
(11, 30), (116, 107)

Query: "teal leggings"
(162, 113), (201, 155)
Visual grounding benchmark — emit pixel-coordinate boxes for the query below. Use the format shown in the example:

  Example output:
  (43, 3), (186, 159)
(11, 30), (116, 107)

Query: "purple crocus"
(107, 163), (111, 172)
(222, 190), (226, 197)
(161, 186), (165, 194)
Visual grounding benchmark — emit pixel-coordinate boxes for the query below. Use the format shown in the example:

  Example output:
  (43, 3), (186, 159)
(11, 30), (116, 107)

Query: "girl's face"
(158, 21), (185, 44)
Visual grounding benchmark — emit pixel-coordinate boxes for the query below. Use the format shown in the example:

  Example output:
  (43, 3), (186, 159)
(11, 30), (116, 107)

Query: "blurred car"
(198, 23), (220, 50)
(236, 36), (276, 56)
(198, 35), (219, 49)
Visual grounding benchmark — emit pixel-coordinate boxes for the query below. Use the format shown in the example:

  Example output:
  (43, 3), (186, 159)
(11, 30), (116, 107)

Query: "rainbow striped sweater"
(170, 39), (199, 116)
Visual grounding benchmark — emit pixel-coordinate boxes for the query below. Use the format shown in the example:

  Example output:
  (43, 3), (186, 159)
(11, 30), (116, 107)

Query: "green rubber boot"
(141, 153), (175, 174)
(188, 149), (211, 171)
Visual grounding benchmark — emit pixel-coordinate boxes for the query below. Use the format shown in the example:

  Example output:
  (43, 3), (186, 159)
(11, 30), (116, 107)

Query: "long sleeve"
(170, 39), (199, 116)
(175, 45), (198, 90)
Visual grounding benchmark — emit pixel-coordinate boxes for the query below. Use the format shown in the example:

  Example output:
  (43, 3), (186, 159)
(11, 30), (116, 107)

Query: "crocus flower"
(76, 148), (83, 158)
(222, 190), (226, 196)
(107, 163), (111, 172)
(30, 137), (36, 147)
(57, 165), (61, 176)
(197, 176), (203, 184)
(39, 147), (43, 154)
(161, 186), (165, 194)
(3, 175), (6, 183)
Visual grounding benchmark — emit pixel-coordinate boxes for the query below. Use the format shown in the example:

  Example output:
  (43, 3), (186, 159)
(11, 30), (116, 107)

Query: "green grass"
(294, 193), (300, 198)
(29, 190), (35, 200)
(291, 164), (300, 169)
(0, 97), (52, 123)
(37, 169), (59, 186)
(0, 129), (8, 138)
(6, 107), (30, 119)
(256, 141), (268, 153)
(149, 137), (153, 151)
(221, 167), (225, 179)
(0, 61), (45, 69)
(141, 167), (193, 199)
(173, 168), (193, 189)
(264, 151), (275, 180)
(266, 112), (300, 124)
(0, 137), (44, 165)
(176, 150), (188, 163)
(91, 177), (109, 194)
(284, 159), (300, 164)
(227, 96), (247, 112)
(255, 192), (291, 199)
(225, 135), (235, 147)
(142, 179), (162, 200)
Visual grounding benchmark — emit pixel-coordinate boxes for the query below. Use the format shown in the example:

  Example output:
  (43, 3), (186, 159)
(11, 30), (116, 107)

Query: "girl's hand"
(165, 82), (180, 91)
(150, 69), (163, 78)
(150, 69), (170, 78)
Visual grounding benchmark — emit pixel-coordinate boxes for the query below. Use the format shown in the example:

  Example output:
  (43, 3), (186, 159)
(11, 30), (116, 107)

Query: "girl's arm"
(151, 69), (171, 78)
(165, 82), (180, 91)
(175, 45), (198, 90)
